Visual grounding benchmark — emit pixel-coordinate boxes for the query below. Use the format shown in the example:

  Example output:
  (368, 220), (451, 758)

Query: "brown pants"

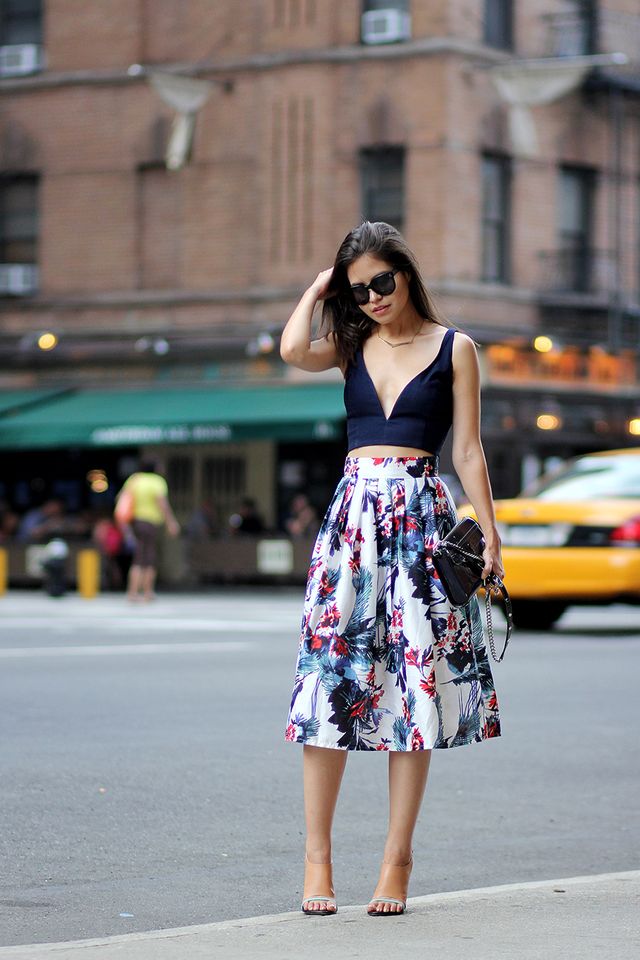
(132, 520), (161, 568)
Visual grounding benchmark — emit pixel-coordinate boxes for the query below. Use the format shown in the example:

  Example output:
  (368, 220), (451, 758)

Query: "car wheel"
(509, 600), (567, 631)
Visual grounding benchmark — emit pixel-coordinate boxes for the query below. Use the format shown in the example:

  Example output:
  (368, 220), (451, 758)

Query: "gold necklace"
(376, 322), (423, 348)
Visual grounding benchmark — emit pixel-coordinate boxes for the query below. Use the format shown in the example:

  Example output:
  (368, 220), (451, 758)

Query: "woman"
(121, 460), (180, 602)
(281, 222), (504, 917)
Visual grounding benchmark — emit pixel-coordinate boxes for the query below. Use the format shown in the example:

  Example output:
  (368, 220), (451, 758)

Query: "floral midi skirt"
(285, 456), (501, 751)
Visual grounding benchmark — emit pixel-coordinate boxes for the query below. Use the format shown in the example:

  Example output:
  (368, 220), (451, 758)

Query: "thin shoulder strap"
(437, 327), (455, 367)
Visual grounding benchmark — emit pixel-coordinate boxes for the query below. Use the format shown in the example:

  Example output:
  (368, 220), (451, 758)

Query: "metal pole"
(607, 84), (624, 353)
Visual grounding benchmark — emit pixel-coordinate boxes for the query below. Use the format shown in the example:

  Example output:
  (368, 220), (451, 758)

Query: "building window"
(0, 176), (39, 296)
(483, 0), (513, 50)
(360, 147), (405, 233)
(481, 155), (511, 284)
(0, 176), (39, 263)
(363, 0), (409, 10)
(0, 0), (42, 46)
(558, 167), (594, 292)
(0, 0), (43, 76)
(547, 1), (596, 57)
(361, 1), (411, 46)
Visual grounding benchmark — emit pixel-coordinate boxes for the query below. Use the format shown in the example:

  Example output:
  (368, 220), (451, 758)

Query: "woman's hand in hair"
(310, 268), (334, 300)
(280, 269), (340, 371)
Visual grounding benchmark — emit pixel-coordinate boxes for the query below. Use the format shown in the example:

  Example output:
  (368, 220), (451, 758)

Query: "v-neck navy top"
(344, 328), (455, 453)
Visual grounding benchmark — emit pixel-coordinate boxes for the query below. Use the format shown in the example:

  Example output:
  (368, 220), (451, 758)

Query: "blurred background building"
(1, 0), (639, 537)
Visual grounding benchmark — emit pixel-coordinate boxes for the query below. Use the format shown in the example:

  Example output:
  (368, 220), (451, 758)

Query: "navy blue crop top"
(344, 328), (455, 453)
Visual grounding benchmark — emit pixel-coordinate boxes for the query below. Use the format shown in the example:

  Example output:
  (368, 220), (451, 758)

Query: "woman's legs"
(126, 564), (155, 599)
(302, 744), (348, 913)
(141, 565), (157, 601)
(126, 564), (142, 600)
(128, 522), (159, 600)
(368, 749), (432, 914)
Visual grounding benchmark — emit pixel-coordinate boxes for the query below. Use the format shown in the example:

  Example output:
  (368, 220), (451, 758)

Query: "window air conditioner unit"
(0, 264), (39, 295)
(361, 9), (411, 45)
(0, 44), (42, 77)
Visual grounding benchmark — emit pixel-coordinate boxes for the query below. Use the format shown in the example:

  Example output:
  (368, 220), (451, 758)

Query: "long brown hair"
(322, 221), (450, 367)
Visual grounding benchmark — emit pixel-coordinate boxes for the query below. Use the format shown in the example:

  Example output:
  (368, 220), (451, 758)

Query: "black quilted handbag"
(432, 517), (513, 662)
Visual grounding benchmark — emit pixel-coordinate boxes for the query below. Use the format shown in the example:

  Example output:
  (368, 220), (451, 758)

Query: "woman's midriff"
(348, 446), (436, 458)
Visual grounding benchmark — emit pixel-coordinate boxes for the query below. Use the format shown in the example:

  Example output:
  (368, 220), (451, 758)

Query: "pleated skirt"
(285, 456), (501, 751)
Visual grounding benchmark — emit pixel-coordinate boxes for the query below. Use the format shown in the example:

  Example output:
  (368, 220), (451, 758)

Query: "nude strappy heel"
(300, 854), (338, 916)
(367, 856), (413, 916)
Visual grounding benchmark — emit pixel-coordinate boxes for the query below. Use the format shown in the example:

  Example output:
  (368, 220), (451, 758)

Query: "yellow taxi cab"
(460, 448), (640, 629)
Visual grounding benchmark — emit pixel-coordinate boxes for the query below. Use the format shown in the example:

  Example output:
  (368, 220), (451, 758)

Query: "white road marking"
(0, 641), (253, 658)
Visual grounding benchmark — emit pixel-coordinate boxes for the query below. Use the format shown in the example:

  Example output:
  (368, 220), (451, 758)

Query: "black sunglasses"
(350, 269), (400, 306)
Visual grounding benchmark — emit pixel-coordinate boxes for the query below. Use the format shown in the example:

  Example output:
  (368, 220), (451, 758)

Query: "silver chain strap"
(443, 541), (511, 662)
(445, 543), (483, 566)
(484, 580), (500, 662)
(483, 575), (512, 662)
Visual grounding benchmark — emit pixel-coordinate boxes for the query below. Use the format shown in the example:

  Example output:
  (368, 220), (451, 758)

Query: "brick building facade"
(1, 0), (639, 533)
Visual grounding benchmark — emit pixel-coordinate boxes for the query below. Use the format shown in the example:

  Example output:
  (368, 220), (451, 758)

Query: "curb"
(2, 870), (638, 956)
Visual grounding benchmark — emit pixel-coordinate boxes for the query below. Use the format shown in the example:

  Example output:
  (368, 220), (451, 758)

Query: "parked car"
(461, 448), (640, 630)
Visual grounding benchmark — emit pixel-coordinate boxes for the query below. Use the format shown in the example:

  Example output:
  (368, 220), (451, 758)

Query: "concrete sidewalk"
(2, 872), (638, 960)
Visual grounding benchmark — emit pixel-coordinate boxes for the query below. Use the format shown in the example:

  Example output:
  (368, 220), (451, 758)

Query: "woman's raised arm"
(280, 268), (340, 372)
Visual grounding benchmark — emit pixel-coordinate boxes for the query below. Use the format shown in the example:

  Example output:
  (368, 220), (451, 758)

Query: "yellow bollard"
(0, 547), (7, 596)
(77, 548), (100, 599)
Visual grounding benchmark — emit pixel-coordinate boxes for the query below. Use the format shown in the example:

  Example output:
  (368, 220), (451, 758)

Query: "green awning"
(0, 389), (68, 418)
(0, 383), (346, 449)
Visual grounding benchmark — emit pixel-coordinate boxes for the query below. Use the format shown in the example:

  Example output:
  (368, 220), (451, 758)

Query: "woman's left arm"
(450, 333), (504, 580)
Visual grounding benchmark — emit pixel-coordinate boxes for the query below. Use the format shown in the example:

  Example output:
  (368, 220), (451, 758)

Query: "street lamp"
(37, 332), (58, 351)
(533, 335), (554, 353)
(536, 413), (562, 431)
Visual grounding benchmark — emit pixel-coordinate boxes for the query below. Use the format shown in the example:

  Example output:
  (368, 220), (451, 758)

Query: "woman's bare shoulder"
(451, 330), (478, 361)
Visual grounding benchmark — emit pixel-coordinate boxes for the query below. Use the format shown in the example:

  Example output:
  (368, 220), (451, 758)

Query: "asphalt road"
(1, 590), (638, 947)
